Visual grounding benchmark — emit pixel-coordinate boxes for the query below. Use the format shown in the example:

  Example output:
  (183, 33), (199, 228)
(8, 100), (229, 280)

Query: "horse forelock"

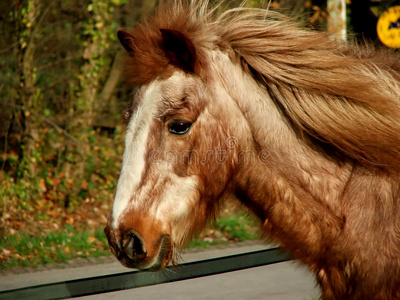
(121, 1), (215, 86)
(122, 0), (400, 170)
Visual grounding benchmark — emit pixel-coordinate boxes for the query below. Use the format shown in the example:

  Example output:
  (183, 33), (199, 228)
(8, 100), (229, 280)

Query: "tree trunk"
(98, 51), (123, 105)
(15, 0), (42, 178)
(327, 0), (347, 42)
(62, 0), (114, 182)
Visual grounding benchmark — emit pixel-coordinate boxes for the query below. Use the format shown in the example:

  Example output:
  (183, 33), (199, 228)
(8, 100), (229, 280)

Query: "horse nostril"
(122, 232), (147, 261)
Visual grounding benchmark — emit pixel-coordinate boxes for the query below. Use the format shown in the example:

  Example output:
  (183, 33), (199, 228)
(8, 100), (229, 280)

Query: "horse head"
(104, 27), (247, 270)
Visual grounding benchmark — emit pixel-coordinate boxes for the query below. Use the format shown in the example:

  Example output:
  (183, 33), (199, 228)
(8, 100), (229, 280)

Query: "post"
(327, 0), (347, 42)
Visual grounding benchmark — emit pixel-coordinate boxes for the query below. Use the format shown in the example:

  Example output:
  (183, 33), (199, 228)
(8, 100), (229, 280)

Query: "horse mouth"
(119, 234), (172, 271)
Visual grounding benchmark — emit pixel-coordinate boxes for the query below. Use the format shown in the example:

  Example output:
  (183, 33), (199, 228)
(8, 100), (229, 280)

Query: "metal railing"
(0, 247), (291, 300)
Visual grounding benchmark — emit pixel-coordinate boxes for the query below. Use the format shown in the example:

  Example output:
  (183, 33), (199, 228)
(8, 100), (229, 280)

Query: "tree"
(14, 0), (47, 178)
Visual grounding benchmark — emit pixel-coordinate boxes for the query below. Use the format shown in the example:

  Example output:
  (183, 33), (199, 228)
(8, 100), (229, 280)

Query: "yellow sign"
(377, 6), (400, 48)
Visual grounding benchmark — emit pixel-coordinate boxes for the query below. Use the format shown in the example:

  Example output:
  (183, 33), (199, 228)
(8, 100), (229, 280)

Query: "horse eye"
(168, 120), (192, 135)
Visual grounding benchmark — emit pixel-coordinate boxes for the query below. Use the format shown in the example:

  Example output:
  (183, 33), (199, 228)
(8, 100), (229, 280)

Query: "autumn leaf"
(80, 181), (89, 190)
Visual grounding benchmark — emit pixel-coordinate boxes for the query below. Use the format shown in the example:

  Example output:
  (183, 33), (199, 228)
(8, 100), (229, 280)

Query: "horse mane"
(122, 0), (400, 171)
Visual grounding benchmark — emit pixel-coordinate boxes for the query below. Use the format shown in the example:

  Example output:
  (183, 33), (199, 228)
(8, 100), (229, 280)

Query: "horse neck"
(212, 51), (351, 247)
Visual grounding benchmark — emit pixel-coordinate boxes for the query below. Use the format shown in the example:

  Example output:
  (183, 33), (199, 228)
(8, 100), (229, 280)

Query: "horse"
(104, 1), (400, 299)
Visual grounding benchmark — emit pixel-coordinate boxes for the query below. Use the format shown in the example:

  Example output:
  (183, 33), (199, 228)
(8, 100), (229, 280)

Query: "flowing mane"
(121, 0), (400, 171)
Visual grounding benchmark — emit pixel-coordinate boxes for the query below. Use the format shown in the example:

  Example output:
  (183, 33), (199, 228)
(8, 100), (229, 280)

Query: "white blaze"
(111, 72), (202, 244)
(111, 82), (160, 229)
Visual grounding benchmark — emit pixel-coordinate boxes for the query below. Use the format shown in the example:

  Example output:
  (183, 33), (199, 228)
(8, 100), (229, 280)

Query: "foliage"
(0, 226), (109, 268)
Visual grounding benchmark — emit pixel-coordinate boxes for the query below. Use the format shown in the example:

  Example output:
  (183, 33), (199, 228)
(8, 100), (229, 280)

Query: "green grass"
(188, 212), (259, 248)
(0, 212), (259, 270)
(0, 226), (109, 269)
(215, 213), (259, 241)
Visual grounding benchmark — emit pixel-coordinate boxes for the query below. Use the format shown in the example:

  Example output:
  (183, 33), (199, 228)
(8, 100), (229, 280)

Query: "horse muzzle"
(104, 220), (172, 271)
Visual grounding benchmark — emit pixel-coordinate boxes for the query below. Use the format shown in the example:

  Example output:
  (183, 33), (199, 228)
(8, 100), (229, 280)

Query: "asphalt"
(0, 242), (320, 299)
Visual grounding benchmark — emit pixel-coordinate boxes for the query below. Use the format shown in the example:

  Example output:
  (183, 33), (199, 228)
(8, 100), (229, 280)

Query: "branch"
(36, 54), (81, 71)
(0, 42), (18, 54)
(2, 103), (81, 145)
(98, 51), (123, 103)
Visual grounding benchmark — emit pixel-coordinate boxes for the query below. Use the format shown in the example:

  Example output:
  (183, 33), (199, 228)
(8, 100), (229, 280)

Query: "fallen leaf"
(2, 248), (11, 256)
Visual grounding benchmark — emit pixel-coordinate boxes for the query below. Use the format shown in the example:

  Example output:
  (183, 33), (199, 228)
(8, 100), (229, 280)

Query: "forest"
(0, 0), (397, 269)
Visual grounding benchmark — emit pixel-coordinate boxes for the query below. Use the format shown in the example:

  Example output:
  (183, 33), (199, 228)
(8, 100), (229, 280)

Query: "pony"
(104, 1), (400, 299)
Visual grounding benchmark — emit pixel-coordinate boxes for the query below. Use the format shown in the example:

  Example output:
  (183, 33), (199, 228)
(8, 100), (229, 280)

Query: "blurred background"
(0, 0), (399, 270)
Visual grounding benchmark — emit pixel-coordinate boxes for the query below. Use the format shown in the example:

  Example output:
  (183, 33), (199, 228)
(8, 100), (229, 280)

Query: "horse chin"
(120, 234), (172, 271)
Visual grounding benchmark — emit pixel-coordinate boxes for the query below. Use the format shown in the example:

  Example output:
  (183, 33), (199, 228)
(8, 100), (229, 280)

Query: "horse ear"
(117, 29), (135, 54)
(160, 28), (197, 73)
